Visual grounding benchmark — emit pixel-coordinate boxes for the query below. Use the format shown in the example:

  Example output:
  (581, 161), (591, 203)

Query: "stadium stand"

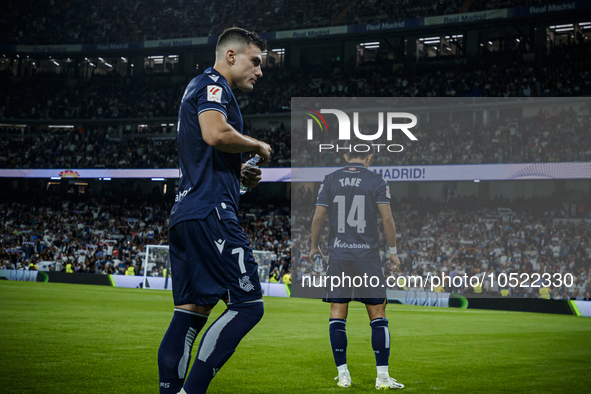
(293, 102), (591, 166)
(4, 186), (589, 299)
(291, 194), (591, 299)
(1, 105), (590, 168)
(0, 0), (562, 45)
(0, 127), (178, 169)
(2, 44), (590, 121)
(0, 184), (290, 279)
(340, 0), (559, 26)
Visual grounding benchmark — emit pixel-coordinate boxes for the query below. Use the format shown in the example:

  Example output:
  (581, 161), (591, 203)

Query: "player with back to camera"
(309, 144), (404, 389)
(158, 28), (272, 394)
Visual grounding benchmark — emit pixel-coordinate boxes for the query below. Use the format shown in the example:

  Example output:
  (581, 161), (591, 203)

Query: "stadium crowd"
(0, 127), (177, 169)
(2, 45), (591, 121)
(293, 103), (591, 166)
(239, 205), (292, 282)
(0, 72), (184, 120)
(1, 105), (589, 169)
(0, 195), (170, 276)
(292, 195), (591, 299)
(240, 45), (591, 115)
(2, 187), (590, 299)
(0, 0), (560, 45)
(0, 189), (291, 282)
(0, 122), (291, 168)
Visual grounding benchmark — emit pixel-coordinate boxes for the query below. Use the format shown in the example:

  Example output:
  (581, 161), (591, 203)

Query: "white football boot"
(334, 369), (352, 387)
(375, 374), (404, 389)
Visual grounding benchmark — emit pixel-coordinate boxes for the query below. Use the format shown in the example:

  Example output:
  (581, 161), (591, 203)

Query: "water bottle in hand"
(240, 155), (260, 195)
(313, 253), (324, 272)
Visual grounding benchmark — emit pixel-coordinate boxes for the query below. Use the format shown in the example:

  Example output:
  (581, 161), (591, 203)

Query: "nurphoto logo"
(303, 107), (418, 153)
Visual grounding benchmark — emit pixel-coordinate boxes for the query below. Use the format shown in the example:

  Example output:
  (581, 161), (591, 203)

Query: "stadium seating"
(291, 194), (591, 299)
(3, 44), (590, 121)
(2, 188), (589, 299)
(0, 0), (561, 45)
(1, 106), (590, 168)
(0, 190), (290, 277)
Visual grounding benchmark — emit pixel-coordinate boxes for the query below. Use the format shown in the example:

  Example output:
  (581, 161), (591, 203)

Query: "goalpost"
(142, 245), (171, 290)
(142, 246), (274, 289)
(253, 250), (273, 283)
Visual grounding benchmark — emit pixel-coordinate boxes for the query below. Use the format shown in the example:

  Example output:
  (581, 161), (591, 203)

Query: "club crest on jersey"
(207, 85), (222, 103)
(239, 275), (255, 292)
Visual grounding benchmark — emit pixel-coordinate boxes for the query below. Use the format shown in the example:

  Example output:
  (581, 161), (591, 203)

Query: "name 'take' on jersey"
(316, 162), (391, 260)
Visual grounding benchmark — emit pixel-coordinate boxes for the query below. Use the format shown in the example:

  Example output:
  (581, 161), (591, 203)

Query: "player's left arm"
(378, 203), (400, 271)
(308, 205), (327, 262)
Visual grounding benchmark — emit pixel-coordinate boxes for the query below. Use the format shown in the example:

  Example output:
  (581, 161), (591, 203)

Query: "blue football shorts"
(323, 258), (386, 305)
(168, 202), (262, 306)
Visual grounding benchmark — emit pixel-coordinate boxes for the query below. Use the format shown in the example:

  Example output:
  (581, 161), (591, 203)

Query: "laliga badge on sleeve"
(207, 85), (222, 103)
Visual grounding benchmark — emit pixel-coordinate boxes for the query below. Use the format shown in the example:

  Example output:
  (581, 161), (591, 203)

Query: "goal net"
(253, 250), (273, 283)
(142, 245), (171, 290)
(141, 246), (274, 289)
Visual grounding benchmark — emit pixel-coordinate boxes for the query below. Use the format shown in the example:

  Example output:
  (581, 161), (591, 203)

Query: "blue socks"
(370, 317), (390, 367)
(183, 301), (264, 394)
(158, 309), (209, 394)
(329, 318), (348, 367)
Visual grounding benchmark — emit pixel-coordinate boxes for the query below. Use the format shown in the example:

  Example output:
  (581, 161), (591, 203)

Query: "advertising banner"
(275, 26), (348, 40)
(508, 0), (587, 17)
(348, 19), (423, 34)
(110, 274), (290, 297)
(387, 289), (451, 307)
(16, 44), (83, 53)
(571, 300), (591, 317)
(292, 162), (591, 182)
(0, 269), (38, 282)
(0, 168), (292, 182)
(144, 37), (208, 48)
(424, 9), (507, 26)
(110, 274), (170, 290)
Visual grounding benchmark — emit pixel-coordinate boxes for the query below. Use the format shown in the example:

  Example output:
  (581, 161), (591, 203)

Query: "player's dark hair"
(217, 27), (267, 53)
(344, 139), (375, 160)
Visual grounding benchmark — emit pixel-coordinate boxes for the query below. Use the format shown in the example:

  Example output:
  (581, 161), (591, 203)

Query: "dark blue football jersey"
(169, 67), (243, 228)
(316, 162), (391, 260)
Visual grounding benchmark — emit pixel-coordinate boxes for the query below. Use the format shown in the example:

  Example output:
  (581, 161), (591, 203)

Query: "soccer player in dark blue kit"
(309, 147), (404, 389)
(158, 28), (272, 394)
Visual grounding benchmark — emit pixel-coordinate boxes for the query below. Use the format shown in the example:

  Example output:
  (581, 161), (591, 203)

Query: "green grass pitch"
(1, 281), (590, 393)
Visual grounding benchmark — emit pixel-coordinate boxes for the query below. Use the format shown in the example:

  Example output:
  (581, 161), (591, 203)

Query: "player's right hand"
(253, 141), (272, 164)
(308, 247), (325, 263)
(389, 254), (401, 272)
